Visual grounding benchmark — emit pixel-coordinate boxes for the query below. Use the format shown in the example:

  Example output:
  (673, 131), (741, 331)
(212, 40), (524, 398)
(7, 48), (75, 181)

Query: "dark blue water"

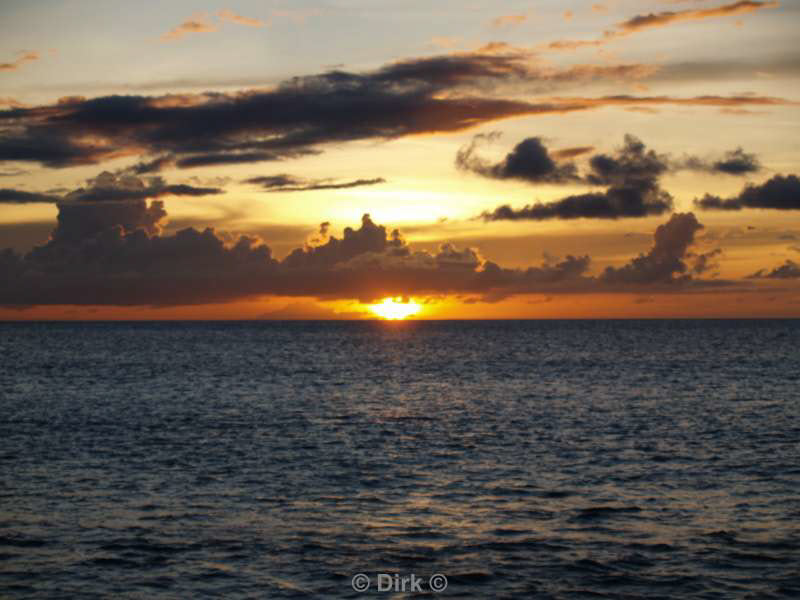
(1, 320), (798, 599)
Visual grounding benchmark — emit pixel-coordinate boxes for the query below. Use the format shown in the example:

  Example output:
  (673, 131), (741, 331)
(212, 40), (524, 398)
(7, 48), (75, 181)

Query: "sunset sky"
(1, 0), (799, 319)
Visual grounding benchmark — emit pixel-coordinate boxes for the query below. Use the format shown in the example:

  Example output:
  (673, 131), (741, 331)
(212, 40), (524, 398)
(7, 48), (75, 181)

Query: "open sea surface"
(1, 320), (798, 598)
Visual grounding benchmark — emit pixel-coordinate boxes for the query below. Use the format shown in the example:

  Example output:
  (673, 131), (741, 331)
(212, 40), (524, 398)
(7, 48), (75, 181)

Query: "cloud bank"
(0, 183), (725, 307)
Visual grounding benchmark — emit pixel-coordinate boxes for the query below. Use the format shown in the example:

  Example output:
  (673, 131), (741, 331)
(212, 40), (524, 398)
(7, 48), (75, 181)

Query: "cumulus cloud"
(676, 147), (761, 174)
(694, 174), (800, 210)
(0, 53), (788, 169)
(480, 135), (674, 221)
(456, 133), (580, 184)
(472, 134), (769, 221)
(0, 194), (723, 307)
(243, 174), (386, 192)
(748, 259), (800, 279)
(601, 213), (704, 284)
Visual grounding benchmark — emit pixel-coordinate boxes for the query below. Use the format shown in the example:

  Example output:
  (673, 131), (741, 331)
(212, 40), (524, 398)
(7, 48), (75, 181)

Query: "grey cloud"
(694, 174), (800, 211)
(601, 213), (703, 284)
(748, 260), (800, 279)
(456, 134), (580, 184)
(481, 135), (673, 221)
(243, 174), (386, 192)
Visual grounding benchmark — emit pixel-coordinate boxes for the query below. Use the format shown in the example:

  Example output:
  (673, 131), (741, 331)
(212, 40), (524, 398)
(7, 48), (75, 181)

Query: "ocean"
(1, 320), (798, 598)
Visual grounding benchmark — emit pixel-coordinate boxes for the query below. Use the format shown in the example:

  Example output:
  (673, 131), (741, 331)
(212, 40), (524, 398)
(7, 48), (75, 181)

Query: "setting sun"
(368, 297), (421, 320)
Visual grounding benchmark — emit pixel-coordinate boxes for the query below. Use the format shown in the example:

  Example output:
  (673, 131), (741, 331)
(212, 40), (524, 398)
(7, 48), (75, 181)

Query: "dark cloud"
(456, 134), (580, 184)
(0, 194), (721, 307)
(0, 53), (790, 170)
(243, 174), (386, 192)
(748, 259), (800, 279)
(677, 147), (761, 175)
(0, 188), (60, 204)
(552, 146), (595, 160)
(689, 247), (723, 275)
(481, 135), (673, 221)
(601, 213), (704, 284)
(585, 134), (670, 186)
(128, 155), (175, 174)
(612, 1), (777, 36)
(0, 170), (223, 205)
(694, 174), (800, 211)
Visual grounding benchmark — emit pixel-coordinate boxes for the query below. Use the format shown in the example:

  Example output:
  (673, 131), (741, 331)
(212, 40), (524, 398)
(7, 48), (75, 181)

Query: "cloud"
(601, 213), (704, 284)
(162, 15), (218, 41)
(545, 1), (778, 51)
(546, 39), (606, 51)
(456, 133), (580, 184)
(612, 1), (778, 37)
(0, 51), (39, 72)
(0, 170), (223, 206)
(748, 259), (800, 279)
(677, 147), (761, 174)
(552, 146), (595, 160)
(689, 247), (723, 275)
(480, 135), (674, 220)
(0, 196), (724, 307)
(0, 189), (60, 204)
(694, 174), (800, 210)
(217, 9), (264, 27)
(1, 52), (788, 170)
(243, 174), (386, 192)
(491, 15), (527, 27)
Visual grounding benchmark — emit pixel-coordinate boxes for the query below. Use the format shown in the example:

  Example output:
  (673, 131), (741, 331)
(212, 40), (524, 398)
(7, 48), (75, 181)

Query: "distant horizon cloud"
(0, 190), (732, 308)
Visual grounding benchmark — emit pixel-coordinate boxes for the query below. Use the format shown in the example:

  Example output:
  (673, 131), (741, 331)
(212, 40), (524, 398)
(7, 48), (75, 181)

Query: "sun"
(368, 297), (421, 320)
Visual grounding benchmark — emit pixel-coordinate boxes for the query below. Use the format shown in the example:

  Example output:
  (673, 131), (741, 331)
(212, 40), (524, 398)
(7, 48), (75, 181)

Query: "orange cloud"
(0, 51), (40, 72)
(162, 15), (218, 41)
(611, 0), (779, 37)
(546, 39), (606, 51)
(217, 9), (264, 27)
(491, 14), (527, 27)
(546, 1), (778, 51)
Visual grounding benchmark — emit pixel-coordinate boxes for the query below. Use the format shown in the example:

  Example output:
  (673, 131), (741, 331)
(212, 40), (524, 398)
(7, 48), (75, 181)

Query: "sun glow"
(368, 297), (421, 320)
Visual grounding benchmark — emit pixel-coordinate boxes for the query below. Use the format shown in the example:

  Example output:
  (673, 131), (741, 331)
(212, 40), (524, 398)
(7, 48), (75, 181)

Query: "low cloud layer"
(0, 183), (725, 307)
(695, 175), (800, 211)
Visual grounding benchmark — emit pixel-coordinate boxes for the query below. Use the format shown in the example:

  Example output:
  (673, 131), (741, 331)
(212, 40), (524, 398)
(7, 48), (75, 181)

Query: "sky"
(1, 0), (799, 319)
